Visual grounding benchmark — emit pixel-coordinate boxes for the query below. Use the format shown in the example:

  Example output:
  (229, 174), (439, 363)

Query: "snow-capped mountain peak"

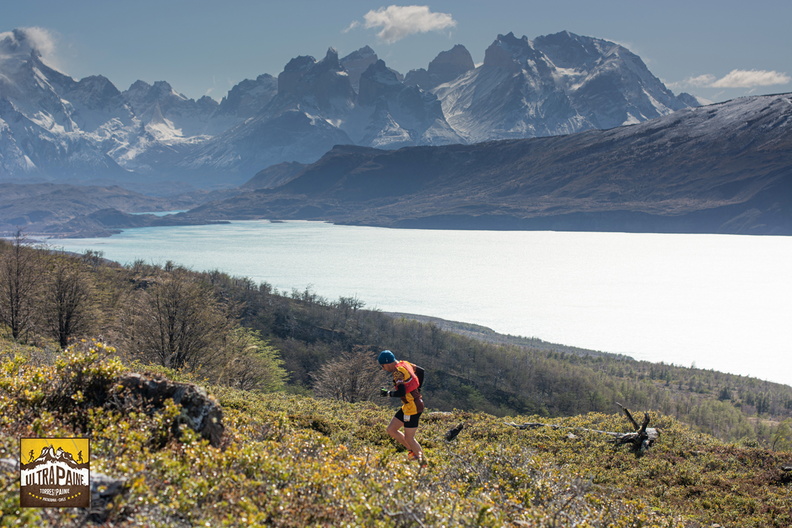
(435, 31), (691, 142)
(0, 28), (697, 188)
(0, 28), (45, 64)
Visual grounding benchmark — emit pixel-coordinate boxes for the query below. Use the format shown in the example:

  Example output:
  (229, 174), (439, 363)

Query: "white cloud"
(673, 69), (790, 93)
(346, 5), (456, 44)
(710, 69), (791, 88)
(0, 27), (59, 66)
(684, 74), (717, 87)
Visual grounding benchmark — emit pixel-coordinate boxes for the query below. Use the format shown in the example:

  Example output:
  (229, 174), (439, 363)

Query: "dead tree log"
(612, 403), (659, 453)
(505, 404), (660, 454)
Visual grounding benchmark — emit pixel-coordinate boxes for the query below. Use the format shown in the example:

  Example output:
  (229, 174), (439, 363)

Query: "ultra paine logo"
(20, 438), (90, 508)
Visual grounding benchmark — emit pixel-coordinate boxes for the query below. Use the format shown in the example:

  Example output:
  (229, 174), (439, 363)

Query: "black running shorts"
(394, 409), (422, 429)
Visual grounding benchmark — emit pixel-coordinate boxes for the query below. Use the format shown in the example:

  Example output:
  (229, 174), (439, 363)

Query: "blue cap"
(378, 350), (396, 364)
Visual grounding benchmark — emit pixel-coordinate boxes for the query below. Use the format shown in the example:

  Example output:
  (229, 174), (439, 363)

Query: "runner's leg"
(386, 416), (411, 451)
(404, 426), (423, 459)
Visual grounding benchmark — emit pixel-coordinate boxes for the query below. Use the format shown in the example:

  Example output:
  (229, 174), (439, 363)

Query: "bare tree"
(123, 269), (231, 370)
(312, 346), (382, 402)
(0, 232), (40, 341)
(42, 255), (95, 348)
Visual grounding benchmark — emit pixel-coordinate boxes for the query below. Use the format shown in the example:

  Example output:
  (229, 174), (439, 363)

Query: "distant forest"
(1, 234), (791, 448)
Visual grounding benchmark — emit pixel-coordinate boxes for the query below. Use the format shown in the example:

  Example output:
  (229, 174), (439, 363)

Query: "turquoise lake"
(48, 220), (792, 386)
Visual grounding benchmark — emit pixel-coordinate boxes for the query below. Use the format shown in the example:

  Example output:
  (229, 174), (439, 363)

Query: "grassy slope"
(1, 343), (790, 527)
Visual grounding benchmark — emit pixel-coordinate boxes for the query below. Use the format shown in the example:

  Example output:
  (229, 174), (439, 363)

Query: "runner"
(378, 350), (426, 466)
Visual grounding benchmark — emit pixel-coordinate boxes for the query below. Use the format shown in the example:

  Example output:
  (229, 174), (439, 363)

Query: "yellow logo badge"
(20, 438), (90, 508)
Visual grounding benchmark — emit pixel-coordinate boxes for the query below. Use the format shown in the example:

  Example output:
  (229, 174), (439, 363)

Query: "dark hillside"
(0, 183), (237, 238)
(242, 161), (307, 189)
(191, 93), (792, 235)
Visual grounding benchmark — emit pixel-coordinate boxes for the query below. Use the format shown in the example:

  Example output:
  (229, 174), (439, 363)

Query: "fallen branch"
(506, 422), (561, 430)
(505, 404), (660, 454)
(445, 423), (464, 441)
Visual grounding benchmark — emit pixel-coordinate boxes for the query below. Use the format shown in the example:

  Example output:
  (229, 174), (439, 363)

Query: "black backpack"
(411, 363), (425, 389)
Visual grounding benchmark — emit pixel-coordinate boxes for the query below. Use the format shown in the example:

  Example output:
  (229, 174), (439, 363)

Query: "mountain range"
(185, 92), (792, 235)
(1, 27), (696, 190)
(3, 26), (789, 237)
(4, 89), (791, 237)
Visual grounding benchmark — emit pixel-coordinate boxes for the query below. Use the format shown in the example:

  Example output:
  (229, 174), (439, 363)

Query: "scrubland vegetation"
(0, 235), (791, 526)
(1, 342), (790, 527)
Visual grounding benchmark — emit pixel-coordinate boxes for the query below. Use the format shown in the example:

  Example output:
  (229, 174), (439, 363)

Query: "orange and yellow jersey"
(392, 361), (423, 415)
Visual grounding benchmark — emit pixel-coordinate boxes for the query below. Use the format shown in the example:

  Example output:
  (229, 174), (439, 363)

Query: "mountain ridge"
(185, 92), (792, 235)
(1, 28), (696, 188)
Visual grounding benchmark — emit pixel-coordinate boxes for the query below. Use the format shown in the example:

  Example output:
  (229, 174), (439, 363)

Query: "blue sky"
(3, 0), (791, 103)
